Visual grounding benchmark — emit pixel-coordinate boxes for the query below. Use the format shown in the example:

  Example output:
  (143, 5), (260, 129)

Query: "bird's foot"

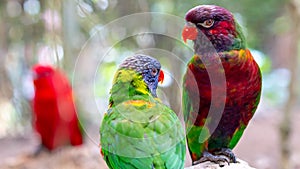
(214, 148), (237, 163)
(30, 144), (47, 157)
(33, 144), (44, 156)
(193, 151), (230, 167)
(31, 144), (52, 157)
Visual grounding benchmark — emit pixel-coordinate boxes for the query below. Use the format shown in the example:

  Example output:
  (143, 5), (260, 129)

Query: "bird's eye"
(198, 19), (214, 28)
(151, 68), (158, 76)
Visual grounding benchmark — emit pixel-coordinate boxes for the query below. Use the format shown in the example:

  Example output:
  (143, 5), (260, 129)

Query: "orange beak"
(158, 70), (164, 84)
(182, 24), (198, 43)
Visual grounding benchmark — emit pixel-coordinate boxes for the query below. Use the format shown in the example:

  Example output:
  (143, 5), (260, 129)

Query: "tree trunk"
(279, 1), (300, 169)
(62, 0), (79, 73)
(0, 1), (13, 101)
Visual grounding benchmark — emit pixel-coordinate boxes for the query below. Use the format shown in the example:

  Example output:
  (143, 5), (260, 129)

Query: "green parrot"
(100, 54), (186, 169)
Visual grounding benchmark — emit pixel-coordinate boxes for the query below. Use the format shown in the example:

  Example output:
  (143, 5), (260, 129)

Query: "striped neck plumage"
(109, 69), (152, 107)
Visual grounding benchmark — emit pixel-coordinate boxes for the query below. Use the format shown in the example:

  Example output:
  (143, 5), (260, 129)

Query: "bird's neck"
(231, 22), (246, 50)
(190, 49), (255, 72)
(109, 69), (152, 107)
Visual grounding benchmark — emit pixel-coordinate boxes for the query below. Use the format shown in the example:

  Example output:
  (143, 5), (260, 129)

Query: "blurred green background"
(0, 0), (299, 169)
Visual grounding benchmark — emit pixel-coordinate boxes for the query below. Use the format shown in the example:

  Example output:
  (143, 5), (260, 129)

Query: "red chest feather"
(184, 49), (261, 127)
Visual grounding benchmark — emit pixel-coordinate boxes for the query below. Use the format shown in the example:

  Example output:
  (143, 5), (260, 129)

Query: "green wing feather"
(100, 100), (185, 169)
(182, 62), (211, 160)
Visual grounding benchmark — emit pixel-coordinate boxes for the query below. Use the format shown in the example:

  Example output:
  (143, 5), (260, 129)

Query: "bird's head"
(119, 54), (164, 97)
(32, 64), (55, 84)
(30, 64), (58, 92)
(182, 5), (245, 53)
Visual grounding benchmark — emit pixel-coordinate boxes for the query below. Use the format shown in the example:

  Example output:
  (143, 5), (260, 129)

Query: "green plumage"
(100, 60), (185, 169)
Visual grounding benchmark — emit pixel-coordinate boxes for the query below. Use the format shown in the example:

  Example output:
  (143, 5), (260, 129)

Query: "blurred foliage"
(0, 0), (298, 137)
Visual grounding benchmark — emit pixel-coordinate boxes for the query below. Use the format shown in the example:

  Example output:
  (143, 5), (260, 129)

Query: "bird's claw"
(33, 144), (44, 157)
(214, 148), (237, 163)
(193, 151), (230, 167)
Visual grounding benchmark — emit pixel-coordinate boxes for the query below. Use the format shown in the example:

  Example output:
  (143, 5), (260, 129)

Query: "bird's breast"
(185, 49), (261, 126)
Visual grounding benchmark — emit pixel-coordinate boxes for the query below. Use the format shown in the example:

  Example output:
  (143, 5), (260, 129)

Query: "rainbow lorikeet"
(181, 5), (262, 164)
(32, 64), (83, 152)
(100, 54), (186, 169)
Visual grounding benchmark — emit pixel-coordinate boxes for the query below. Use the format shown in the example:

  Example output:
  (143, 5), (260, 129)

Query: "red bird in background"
(32, 64), (83, 152)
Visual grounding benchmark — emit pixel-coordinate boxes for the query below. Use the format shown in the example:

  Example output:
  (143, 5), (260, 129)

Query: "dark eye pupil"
(152, 69), (157, 75)
(206, 20), (212, 25)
